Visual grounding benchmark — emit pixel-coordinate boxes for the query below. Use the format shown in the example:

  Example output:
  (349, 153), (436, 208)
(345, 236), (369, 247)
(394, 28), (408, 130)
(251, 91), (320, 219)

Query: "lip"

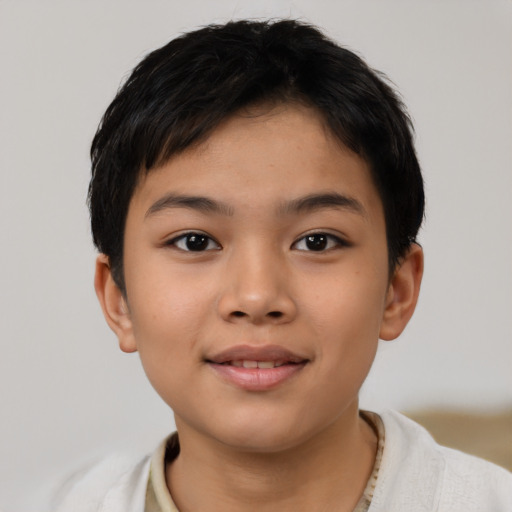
(207, 344), (307, 364)
(206, 344), (309, 391)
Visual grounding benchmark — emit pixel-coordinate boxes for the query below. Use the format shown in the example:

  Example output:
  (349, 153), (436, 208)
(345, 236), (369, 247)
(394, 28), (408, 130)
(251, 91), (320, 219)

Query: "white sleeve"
(51, 454), (150, 512)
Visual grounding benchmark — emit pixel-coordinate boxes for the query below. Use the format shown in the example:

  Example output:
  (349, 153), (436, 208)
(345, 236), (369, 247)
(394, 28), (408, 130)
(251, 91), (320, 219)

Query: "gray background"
(1, 1), (511, 510)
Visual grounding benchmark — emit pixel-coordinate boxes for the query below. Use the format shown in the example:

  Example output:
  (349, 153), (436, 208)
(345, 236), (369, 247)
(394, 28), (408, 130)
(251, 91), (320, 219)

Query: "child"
(56, 19), (511, 512)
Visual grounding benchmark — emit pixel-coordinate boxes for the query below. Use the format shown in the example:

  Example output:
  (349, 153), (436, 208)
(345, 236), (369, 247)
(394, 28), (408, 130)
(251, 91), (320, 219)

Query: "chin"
(205, 415), (320, 454)
(222, 432), (305, 454)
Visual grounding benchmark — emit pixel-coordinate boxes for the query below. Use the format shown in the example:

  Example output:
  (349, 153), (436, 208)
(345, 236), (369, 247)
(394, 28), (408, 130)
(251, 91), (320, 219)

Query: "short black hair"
(89, 19), (424, 292)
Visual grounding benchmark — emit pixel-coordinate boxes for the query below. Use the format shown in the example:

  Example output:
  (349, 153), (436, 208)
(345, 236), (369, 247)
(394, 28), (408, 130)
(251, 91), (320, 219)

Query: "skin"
(95, 103), (423, 511)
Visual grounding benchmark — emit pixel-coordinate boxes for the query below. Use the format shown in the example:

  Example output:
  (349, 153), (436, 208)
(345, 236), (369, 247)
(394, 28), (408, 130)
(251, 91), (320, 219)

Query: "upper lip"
(206, 344), (308, 364)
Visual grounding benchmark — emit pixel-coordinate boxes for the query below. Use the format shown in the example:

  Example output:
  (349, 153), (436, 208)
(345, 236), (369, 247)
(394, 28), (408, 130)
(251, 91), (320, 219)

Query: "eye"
(167, 232), (220, 252)
(292, 233), (346, 252)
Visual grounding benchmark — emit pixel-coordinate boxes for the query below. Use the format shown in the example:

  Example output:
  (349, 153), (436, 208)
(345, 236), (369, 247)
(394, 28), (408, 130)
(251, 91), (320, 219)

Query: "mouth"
(205, 345), (309, 391)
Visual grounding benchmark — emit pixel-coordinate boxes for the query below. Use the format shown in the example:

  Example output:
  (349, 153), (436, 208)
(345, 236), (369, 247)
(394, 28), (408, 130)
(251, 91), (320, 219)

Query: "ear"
(94, 254), (137, 353)
(379, 243), (424, 341)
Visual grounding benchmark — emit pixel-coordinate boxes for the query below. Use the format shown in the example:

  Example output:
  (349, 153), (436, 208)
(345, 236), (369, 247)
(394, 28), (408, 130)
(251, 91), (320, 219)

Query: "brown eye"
(185, 234), (209, 251)
(169, 232), (220, 252)
(305, 234), (328, 251)
(293, 233), (346, 252)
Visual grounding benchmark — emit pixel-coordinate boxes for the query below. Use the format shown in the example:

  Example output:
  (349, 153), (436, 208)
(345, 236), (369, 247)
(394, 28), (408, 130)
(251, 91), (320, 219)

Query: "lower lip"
(208, 363), (307, 391)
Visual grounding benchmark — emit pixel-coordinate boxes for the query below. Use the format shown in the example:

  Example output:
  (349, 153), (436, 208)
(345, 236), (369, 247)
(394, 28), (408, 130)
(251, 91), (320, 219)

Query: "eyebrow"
(279, 192), (367, 218)
(145, 194), (234, 218)
(145, 191), (367, 219)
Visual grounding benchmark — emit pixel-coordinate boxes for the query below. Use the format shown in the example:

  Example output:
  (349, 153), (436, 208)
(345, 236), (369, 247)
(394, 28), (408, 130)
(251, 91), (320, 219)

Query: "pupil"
(186, 234), (208, 251)
(306, 234), (327, 251)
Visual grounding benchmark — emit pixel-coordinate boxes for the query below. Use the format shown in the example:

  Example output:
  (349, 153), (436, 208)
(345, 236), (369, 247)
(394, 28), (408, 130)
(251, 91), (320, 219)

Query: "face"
(98, 103), (417, 452)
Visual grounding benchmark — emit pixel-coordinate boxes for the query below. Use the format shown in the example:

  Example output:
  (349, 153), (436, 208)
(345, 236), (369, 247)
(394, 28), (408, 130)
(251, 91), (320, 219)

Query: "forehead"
(131, 103), (383, 222)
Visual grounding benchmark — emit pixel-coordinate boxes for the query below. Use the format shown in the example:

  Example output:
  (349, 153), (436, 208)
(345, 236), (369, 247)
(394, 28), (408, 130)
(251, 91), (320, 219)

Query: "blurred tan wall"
(406, 409), (512, 471)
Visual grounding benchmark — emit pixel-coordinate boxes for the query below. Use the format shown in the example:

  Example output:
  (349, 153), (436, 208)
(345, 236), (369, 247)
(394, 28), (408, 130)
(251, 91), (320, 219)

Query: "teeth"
(232, 360), (278, 369)
(225, 360), (296, 368)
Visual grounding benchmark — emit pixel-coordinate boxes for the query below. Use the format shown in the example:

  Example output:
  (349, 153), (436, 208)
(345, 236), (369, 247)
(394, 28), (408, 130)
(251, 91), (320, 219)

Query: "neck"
(166, 403), (378, 512)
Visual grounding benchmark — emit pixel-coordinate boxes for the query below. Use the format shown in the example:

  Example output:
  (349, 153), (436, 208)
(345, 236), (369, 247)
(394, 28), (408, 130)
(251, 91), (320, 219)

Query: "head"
(89, 19), (424, 293)
(91, 20), (424, 451)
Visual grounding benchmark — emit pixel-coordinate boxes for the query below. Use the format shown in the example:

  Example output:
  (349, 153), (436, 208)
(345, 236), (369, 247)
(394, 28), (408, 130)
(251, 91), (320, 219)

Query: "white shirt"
(52, 410), (512, 512)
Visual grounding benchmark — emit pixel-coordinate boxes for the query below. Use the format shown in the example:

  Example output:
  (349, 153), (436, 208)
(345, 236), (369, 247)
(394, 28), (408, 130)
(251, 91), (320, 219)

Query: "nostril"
(232, 311), (246, 317)
(267, 311), (283, 318)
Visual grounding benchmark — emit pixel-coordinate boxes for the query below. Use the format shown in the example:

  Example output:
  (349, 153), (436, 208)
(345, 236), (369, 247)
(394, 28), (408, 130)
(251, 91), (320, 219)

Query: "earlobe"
(379, 244), (424, 341)
(94, 254), (137, 353)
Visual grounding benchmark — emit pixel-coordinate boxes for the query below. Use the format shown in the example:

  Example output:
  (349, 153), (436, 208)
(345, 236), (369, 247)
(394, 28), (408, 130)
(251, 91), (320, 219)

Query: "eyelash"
(166, 231), (348, 253)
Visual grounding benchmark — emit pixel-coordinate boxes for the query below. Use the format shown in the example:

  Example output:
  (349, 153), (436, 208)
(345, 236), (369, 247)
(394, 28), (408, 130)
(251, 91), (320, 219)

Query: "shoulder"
(52, 451), (151, 512)
(436, 443), (512, 510)
(370, 410), (512, 512)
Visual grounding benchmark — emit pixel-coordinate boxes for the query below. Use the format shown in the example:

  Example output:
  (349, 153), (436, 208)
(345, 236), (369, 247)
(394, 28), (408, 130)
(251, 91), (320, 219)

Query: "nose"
(217, 247), (297, 325)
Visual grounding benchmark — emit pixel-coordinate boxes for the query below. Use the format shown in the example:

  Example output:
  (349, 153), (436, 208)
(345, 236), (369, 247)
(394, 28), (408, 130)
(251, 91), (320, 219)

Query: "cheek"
(126, 272), (211, 378)
(127, 288), (204, 409)
(128, 252), (215, 329)
(302, 264), (387, 357)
